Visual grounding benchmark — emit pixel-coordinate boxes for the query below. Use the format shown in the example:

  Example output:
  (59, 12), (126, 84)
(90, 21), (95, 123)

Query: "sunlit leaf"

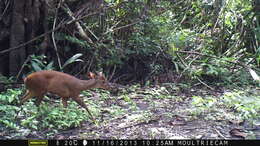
(62, 53), (83, 69)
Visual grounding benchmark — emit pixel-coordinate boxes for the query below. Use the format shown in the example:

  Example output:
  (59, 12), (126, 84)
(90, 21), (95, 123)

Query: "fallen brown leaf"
(229, 128), (247, 138)
(229, 119), (244, 125)
(169, 116), (186, 126)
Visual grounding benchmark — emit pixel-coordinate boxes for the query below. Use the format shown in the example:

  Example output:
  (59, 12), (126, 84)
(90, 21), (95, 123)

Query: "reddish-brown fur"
(20, 70), (111, 119)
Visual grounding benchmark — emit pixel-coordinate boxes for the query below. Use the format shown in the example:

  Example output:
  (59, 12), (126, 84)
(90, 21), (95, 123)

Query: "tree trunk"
(0, 0), (11, 76)
(9, 0), (26, 77)
(6, 0), (48, 78)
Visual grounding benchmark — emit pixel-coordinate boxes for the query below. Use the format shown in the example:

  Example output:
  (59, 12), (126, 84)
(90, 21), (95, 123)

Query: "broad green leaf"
(62, 53), (83, 69)
(31, 61), (42, 71)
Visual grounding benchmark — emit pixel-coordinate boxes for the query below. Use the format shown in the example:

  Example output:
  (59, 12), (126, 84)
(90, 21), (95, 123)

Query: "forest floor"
(1, 83), (260, 139)
(53, 85), (260, 139)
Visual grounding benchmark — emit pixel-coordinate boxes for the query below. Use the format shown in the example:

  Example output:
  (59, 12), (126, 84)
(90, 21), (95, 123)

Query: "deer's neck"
(78, 79), (97, 91)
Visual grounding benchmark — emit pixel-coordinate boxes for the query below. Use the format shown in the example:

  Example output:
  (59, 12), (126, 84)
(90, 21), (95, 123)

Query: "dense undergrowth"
(0, 81), (259, 139)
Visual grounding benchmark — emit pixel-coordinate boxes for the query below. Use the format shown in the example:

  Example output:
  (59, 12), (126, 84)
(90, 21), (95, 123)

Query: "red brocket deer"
(19, 70), (112, 120)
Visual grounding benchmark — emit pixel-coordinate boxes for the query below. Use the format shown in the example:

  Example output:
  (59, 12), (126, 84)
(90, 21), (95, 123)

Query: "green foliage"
(33, 0), (258, 88)
(168, 29), (197, 51)
(193, 57), (233, 82)
(30, 55), (54, 72)
(3, 0), (260, 138)
(55, 33), (90, 48)
(109, 105), (126, 116)
(139, 86), (170, 99)
(0, 89), (21, 130)
(0, 87), (96, 135)
(190, 96), (217, 116)
(222, 91), (260, 120)
(103, 47), (124, 66)
(190, 89), (260, 123)
(0, 88), (21, 105)
(20, 101), (89, 131)
(61, 53), (84, 69)
(0, 75), (14, 85)
(29, 53), (84, 72)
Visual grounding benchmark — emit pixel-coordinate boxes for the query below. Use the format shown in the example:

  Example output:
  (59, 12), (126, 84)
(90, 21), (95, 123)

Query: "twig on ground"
(214, 127), (227, 139)
(118, 117), (161, 130)
(197, 77), (214, 90)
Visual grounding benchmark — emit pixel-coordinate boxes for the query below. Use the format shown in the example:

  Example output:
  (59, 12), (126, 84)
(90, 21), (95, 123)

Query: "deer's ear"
(98, 72), (104, 76)
(97, 72), (106, 80)
(88, 72), (96, 79)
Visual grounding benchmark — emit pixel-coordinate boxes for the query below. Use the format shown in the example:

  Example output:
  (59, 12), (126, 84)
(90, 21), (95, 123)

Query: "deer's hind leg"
(20, 90), (35, 105)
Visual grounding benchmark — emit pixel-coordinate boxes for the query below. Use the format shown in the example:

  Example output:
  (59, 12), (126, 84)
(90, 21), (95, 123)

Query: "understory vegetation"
(0, 84), (260, 139)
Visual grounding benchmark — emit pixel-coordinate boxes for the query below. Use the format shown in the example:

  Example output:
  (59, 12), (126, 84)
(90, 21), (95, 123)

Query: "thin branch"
(0, 0), (10, 21)
(109, 19), (122, 31)
(52, 0), (63, 70)
(0, 6), (107, 55)
(178, 55), (199, 82)
(75, 56), (94, 77)
(212, 2), (226, 32)
(87, 56), (94, 73)
(103, 20), (142, 35)
(0, 4), (164, 55)
(176, 50), (260, 83)
(197, 77), (214, 90)
(0, 81), (23, 84)
(0, 24), (59, 55)
(176, 50), (241, 66)
(83, 23), (99, 41)
(175, 50), (260, 71)
(16, 56), (31, 81)
(176, 52), (188, 68)
(108, 65), (117, 82)
(63, 4), (93, 44)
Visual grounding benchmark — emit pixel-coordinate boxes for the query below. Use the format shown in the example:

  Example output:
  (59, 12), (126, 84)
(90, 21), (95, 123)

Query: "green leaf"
(32, 59), (45, 67)
(62, 53), (83, 69)
(8, 95), (14, 103)
(45, 62), (54, 70)
(31, 61), (42, 71)
(248, 68), (260, 82)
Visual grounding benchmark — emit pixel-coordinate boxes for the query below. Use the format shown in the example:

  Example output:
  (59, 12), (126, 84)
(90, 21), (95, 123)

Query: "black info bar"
(0, 139), (259, 146)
